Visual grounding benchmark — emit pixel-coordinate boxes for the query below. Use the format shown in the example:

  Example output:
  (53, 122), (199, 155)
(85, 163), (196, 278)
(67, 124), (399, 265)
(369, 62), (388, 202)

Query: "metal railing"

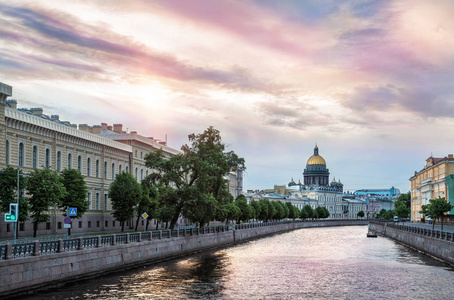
(0, 219), (368, 260)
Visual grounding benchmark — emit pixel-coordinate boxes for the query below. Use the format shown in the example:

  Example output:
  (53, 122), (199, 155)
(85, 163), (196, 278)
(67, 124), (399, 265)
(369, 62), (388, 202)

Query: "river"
(26, 226), (454, 299)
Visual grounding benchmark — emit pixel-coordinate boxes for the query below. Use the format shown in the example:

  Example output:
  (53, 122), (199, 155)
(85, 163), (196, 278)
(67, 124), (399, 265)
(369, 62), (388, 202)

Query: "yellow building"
(410, 155), (454, 222)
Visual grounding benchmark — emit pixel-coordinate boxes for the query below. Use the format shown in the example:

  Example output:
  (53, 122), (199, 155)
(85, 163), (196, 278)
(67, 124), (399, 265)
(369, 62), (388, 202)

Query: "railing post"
(168, 230), (171, 238)
(58, 239), (63, 253)
(176, 229), (179, 237)
(96, 236), (101, 248)
(6, 243), (12, 260)
(78, 237), (84, 250)
(33, 241), (40, 256)
(159, 230), (163, 239)
(112, 234), (116, 246)
(138, 232), (142, 242)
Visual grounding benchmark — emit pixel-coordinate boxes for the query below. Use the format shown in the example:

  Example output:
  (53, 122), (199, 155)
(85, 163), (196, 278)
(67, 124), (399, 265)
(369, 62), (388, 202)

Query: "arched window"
(126, 166), (129, 173)
(119, 165), (122, 174)
(95, 159), (99, 177)
(104, 194), (108, 211)
(67, 153), (72, 169)
(140, 169), (143, 180)
(77, 155), (82, 172)
(146, 170), (148, 177)
(45, 149), (50, 168)
(18, 143), (24, 167)
(111, 163), (115, 180)
(57, 151), (61, 172)
(5, 140), (10, 164)
(87, 157), (91, 176)
(135, 167), (138, 179)
(32, 146), (38, 168)
(96, 193), (100, 210)
(104, 161), (107, 179)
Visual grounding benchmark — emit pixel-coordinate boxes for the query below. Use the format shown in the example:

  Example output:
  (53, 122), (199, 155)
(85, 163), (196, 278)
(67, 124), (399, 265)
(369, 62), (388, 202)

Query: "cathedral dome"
(307, 155), (326, 165)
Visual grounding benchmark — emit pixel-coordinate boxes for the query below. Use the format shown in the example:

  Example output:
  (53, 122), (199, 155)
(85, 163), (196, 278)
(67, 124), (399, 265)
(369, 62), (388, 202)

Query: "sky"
(1, 0), (454, 193)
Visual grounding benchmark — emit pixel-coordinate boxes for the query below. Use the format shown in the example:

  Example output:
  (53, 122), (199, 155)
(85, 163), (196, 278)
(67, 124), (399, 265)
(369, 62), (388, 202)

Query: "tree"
(108, 172), (142, 232)
(286, 202), (298, 219)
(322, 207), (330, 219)
(250, 200), (261, 221)
(140, 182), (160, 230)
(379, 209), (393, 220)
(224, 202), (240, 225)
(144, 127), (245, 229)
(235, 195), (252, 224)
(398, 192), (411, 209)
(300, 205), (314, 220)
(420, 197), (453, 230)
(135, 184), (152, 231)
(357, 210), (365, 219)
(27, 168), (67, 237)
(257, 199), (270, 221)
(394, 199), (410, 224)
(60, 169), (88, 233)
(0, 167), (29, 237)
(315, 206), (328, 219)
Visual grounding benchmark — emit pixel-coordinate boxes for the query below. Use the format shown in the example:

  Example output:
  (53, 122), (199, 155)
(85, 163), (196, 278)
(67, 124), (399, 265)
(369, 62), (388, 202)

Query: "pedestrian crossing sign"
(69, 207), (77, 216)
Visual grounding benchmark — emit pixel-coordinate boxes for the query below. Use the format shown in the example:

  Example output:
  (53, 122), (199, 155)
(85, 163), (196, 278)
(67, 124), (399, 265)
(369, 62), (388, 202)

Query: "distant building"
(354, 187), (401, 198)
(410, 155), (454, 222)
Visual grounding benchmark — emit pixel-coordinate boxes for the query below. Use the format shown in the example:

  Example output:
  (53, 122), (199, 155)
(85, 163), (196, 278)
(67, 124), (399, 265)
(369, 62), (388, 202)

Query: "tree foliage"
(398, 192), (411, 209)
(300, 205), (314, 220)
(420, 197), (453, 230)
(394, 199), (410, 223)
(144, 126), (245, 229)
(235, 195), (252, 223)
(27, 168), (66, 237)
(357, 210), (365, 219)
(109, 172), (142, 231)
(60, 168), (88, 218)
(0, 167), (29, 226)
(250, 200), (261, 221)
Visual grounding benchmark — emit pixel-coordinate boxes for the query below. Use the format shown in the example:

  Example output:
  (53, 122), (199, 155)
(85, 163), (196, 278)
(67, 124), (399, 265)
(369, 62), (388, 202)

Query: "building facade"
(0, 82), (240, 238)
(410, 155), (454, 222)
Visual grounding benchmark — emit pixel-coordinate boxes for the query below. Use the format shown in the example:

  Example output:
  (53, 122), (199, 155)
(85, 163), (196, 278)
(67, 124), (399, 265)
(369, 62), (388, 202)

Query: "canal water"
(26, 226), (454, 299)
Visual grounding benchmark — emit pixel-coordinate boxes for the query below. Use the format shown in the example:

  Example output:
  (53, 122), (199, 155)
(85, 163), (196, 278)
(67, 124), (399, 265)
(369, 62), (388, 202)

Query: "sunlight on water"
(27, 226), (454, 299)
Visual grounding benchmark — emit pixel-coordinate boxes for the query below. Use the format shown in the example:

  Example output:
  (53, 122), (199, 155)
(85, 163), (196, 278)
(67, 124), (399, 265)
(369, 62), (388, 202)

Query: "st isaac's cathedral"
(287, 145), (346, 218)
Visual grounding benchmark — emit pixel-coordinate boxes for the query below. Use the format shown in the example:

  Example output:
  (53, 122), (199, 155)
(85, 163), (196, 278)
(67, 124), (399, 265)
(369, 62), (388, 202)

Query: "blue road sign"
(69, 207), (77, 216)
(64, 216), (71, 224)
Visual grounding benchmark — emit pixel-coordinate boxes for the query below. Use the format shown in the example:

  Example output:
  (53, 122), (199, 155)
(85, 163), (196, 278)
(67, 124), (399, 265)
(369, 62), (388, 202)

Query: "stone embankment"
(369, 221), (454, 265)
(0, 219), (367, 297)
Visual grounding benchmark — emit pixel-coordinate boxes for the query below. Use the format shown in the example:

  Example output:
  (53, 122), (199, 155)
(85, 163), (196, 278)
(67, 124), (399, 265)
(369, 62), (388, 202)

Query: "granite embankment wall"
(0, 220), (367, 297)
(370, 222), (454, 265)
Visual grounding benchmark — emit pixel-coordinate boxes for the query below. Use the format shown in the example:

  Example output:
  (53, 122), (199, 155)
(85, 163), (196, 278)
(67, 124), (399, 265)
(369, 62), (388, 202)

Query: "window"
(126, 166), (129, 173)
(45, 149), (50, 168)
(19, 223), (24, 231)
(113, 221), (116, 227)
(104, 161), (107, 179)
(146, 170), (148, 177)
(141, 169), (143, 180)
(135, 150), (138, 157)
(5, 139), (10, 164)
(135, 167), (138, 179)
(77, 155), (82, 172)
(104, 194), (108, 211)
(79, 221), (82, 228)
(119, 165), (122, 174)
(95, 159), (99, 177)
(111, 163), (115, 180)
(46, 222), (51, 230)
(87, 192), (91, 209)
(105, 221), (108, 227)
(141, 152), (143, 159)
(87, 157), (91, 176)
(68, 153), (72, 169)
(96, 193), (100, 210)
(18, 142), (24, 166)
(58, 222), (62, 229)
(88, 221), (91, 228)
(57, 151), (61, 172)
(32, 146), (38, 168)
(97, 221), (100, 228)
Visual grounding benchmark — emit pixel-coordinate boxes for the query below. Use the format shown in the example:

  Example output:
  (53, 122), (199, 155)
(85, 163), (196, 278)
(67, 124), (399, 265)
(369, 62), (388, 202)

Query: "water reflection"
(26, 226), (454, 299)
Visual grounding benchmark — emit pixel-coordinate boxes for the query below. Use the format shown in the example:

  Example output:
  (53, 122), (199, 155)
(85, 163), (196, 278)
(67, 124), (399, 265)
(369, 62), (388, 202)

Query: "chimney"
(70, 124), (77, 128)
(79, 124), (89, 132)
(131, 131), (137, 134)
(30, 107), (43, 115)
(449, 154), (453, 159)
(107, 125), (112, 131)
(92, 125), (102, 134)
(113, 124), (123, 133)
(101, 123), (108, 130)
(6, 99), (17, 109)
(88, 126), (94, 133)
(51, 115), (60, 121)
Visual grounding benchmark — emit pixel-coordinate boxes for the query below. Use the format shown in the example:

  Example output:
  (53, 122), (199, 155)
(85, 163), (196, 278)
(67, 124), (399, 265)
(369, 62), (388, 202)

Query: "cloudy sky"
(1, 0), (453, 192)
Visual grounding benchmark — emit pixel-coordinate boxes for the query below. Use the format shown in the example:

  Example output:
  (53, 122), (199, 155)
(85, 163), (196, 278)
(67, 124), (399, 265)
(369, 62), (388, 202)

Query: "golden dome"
(307, 155), (326, 165)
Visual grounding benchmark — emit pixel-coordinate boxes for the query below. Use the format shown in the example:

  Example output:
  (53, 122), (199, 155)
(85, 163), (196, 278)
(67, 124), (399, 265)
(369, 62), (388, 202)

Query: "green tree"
(300, 205), (314, 220)
(257, 199), (270, 221)
(398, 191), (411, 209)
(235, 195), (252, 224)
(183, 190), (217, 228)
(145, 127), (245, 229)
(420, 197), (453, 230)
(322, 207), (330, 219)
(394, 199), (410, 224)
(60, 168), (88, 218)
(286, 202), (297, 219)
(315, 206), (327, 219)
(224, 202), (240, 224)
(0, 167), (29, 238)
(357, 210), (365, 219)
(250, 200), (261, 221)
(135, 184), (152, 231)
(108, 172), (142, 232)
(27, 168), (67, 237)
(140, 182), (160, 230)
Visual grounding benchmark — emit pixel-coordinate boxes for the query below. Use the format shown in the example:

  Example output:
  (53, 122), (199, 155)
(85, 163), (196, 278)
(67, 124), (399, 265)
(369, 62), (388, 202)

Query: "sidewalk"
(395, 221), (454, 233)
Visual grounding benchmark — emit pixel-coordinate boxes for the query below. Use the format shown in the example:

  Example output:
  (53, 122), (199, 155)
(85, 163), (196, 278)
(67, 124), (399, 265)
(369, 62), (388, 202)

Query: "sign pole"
(14, 168), (19, 244)
(66, 206), (69, 240)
